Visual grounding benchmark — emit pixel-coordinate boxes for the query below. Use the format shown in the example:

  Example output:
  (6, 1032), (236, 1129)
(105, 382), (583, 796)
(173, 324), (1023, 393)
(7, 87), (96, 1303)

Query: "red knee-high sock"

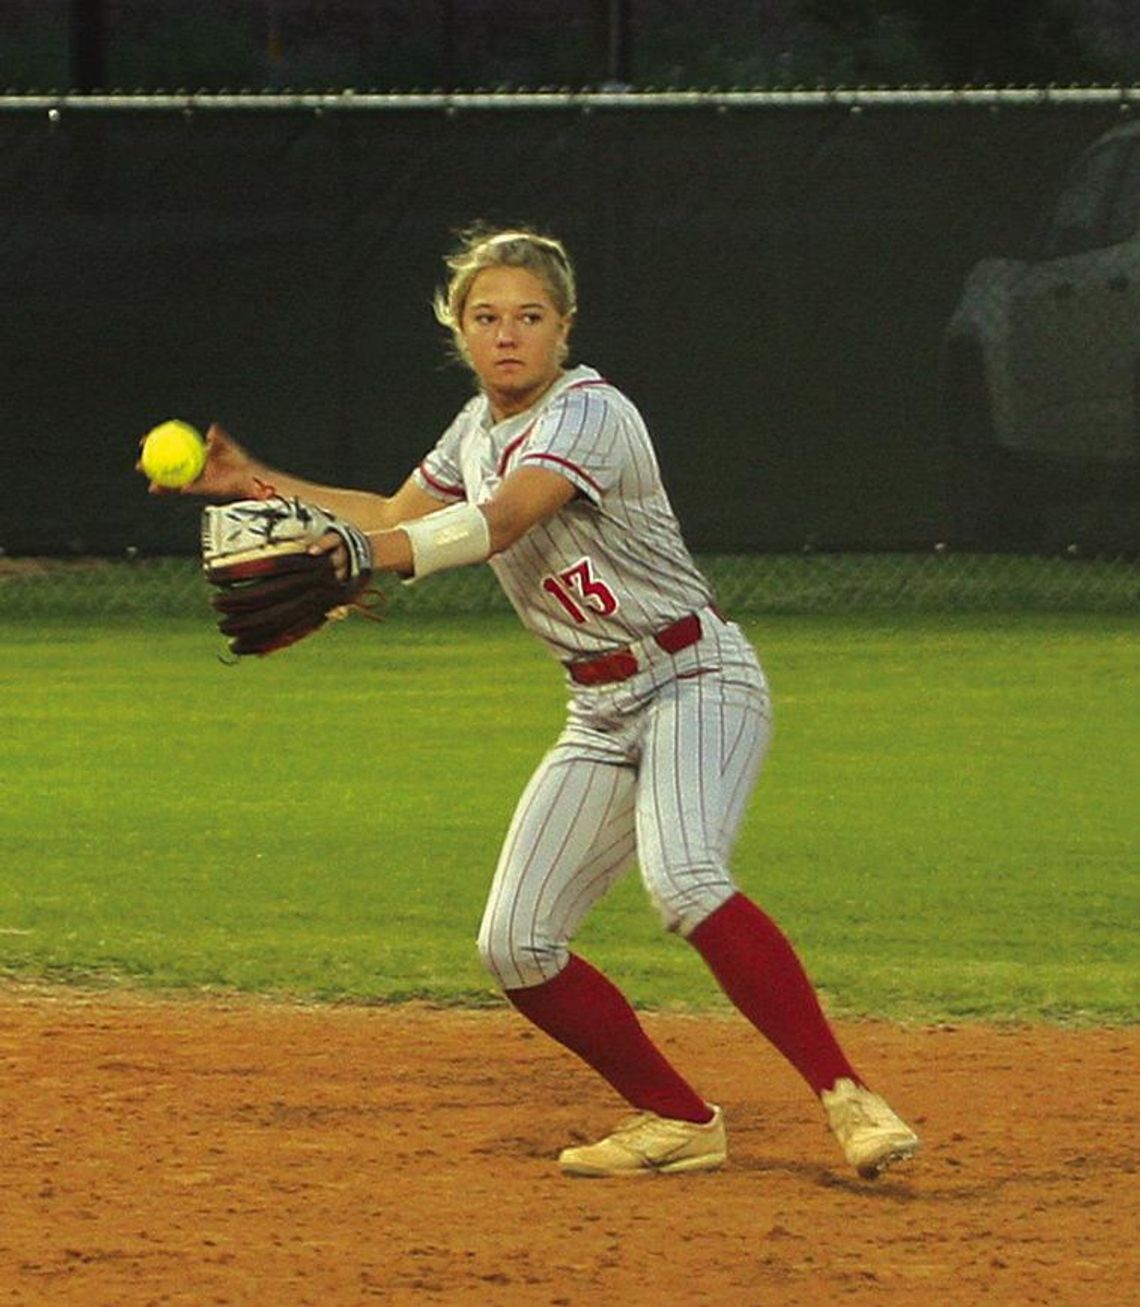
(505, 953), (712, 1124)
(689, 893), (860, 1096)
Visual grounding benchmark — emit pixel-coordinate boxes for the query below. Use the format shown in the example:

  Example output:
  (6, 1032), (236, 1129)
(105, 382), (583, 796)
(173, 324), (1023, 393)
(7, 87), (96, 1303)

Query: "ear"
(558, 312), (575, 363)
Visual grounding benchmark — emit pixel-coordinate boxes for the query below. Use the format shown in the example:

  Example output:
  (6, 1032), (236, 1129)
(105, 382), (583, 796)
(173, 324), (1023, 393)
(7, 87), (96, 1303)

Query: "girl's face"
(460, 265), (572, 419)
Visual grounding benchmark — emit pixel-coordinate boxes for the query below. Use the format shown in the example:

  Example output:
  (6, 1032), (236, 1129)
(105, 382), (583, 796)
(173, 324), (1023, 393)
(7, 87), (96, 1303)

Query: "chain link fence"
(2, 551), (1135, 620)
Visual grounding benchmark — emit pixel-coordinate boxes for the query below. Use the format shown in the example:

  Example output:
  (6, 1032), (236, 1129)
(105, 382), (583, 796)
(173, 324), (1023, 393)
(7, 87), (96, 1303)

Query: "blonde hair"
(433, 226), (577, 364)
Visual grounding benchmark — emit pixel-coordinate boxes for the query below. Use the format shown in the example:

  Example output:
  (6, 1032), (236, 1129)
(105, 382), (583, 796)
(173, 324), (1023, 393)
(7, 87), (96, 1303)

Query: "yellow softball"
(140, 420), (207, 488)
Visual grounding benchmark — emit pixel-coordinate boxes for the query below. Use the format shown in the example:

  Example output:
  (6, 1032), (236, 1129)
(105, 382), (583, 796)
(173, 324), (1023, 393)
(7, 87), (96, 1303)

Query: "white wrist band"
(398, 501), (492, 581)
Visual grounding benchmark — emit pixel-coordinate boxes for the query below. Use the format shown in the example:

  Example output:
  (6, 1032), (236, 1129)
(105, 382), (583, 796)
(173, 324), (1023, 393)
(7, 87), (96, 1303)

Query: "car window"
(1103, 140), (1140, 247)
(1039, 139), (1126, 259)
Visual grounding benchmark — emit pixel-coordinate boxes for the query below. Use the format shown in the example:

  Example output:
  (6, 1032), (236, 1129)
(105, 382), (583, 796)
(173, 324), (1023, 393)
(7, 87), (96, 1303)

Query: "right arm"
(142, 422), (444, 530)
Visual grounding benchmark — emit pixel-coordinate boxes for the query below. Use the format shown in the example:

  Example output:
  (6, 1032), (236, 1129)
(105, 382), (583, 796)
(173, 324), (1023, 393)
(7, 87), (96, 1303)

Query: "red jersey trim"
(417, 462), (466, 500)
(495, 378), (610, 479)
(519, 451), (604, 496)
(497, 426), (535, 477)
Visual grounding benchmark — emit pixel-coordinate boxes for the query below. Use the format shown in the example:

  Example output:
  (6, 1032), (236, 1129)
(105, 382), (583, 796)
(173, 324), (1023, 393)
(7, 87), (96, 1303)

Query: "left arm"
(479, 466), (578, 552)
(317, 466), (577, 577)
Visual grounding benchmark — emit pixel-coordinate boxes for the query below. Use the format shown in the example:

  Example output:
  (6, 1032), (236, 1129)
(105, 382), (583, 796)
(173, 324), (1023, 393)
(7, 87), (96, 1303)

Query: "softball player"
(167, 227), (919, 1179)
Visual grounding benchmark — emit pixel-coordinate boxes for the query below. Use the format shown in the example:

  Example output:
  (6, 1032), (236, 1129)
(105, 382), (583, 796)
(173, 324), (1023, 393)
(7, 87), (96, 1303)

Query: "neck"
(486, 368), (565, 422)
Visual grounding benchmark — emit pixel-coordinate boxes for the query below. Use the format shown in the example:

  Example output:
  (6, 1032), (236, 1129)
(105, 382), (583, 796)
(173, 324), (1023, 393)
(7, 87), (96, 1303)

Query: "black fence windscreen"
(1, 97), (1136, 557)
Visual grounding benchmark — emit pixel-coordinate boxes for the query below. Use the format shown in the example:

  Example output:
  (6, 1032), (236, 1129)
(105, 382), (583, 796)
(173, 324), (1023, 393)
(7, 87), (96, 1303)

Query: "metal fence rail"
(2, 552), (1135, 620)
(5, 87), (1140, 114)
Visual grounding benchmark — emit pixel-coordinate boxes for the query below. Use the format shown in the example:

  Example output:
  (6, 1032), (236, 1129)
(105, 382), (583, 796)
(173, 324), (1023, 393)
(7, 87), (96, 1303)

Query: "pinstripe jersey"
(413, 365), (715, 661)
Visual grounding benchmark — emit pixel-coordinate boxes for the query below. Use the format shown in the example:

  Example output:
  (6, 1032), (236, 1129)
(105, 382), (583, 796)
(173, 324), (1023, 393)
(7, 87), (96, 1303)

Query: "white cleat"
(559, 1105), (727, 1177)
(821, 1078), (920, 1179)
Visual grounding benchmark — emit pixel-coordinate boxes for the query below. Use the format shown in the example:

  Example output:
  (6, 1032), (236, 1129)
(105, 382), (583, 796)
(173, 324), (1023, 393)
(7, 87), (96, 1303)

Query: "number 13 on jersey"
(541, 557), (619, 624)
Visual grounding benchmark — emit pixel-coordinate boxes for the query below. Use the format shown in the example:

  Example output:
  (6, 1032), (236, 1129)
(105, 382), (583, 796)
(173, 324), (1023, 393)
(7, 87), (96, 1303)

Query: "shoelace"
(834, 1095), (906, 1137)
(611, 1113), (667, 1142)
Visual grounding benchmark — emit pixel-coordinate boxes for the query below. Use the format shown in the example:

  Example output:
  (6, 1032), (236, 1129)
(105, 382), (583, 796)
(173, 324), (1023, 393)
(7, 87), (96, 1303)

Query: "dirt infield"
(1, 989), (1136, 1306)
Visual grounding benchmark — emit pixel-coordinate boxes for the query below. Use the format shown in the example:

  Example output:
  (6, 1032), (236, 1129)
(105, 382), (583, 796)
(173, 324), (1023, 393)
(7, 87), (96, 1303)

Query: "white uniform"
(413, 366), (773, 990)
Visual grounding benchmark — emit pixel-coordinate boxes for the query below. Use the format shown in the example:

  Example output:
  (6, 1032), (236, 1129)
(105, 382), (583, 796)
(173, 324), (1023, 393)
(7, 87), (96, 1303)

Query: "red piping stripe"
(495, 378), (609, 478)
(520, 451), (604, 495)
(417, 462), (465, 499)
(497, 424), (536, 477)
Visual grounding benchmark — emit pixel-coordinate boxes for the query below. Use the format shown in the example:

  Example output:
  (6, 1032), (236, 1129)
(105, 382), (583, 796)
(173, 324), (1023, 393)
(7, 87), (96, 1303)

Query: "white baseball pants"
(477, 615), (773, 990)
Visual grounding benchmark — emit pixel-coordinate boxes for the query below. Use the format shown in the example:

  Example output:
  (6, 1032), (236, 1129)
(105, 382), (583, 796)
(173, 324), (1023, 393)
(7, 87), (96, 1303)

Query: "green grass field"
(1, 609), (1136, 1024)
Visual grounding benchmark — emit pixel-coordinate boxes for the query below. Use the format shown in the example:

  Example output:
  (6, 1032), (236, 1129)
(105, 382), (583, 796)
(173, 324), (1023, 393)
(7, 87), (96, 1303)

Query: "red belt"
(568, 612), (709, 687)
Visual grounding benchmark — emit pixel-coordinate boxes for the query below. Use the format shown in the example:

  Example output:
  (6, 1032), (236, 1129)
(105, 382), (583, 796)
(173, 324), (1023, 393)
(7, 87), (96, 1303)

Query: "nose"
(495, 317), (518, 345)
